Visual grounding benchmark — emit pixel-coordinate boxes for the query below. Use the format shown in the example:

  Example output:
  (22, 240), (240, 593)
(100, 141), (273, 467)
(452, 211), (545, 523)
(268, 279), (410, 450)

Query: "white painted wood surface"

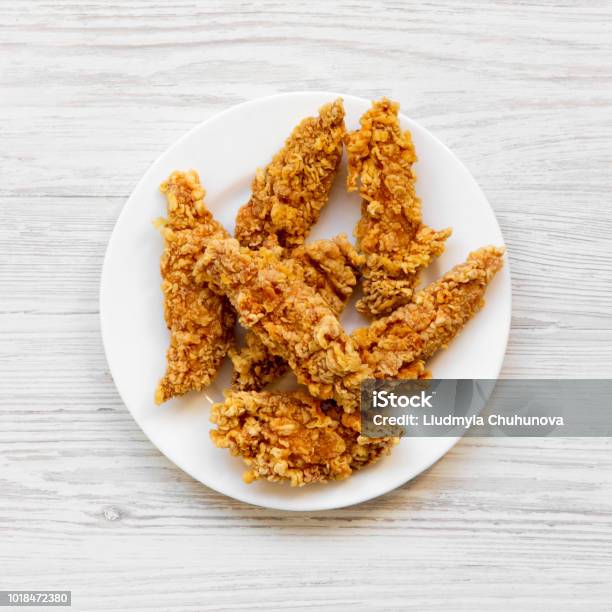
(1, 1), (611, 610)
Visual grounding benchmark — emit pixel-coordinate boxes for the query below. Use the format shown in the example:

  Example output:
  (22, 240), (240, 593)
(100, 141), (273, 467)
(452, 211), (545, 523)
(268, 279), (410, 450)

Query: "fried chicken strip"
(352, 246), (506, 378)
(194, 238), (367, 411)
(346, 98), (452, 317)
(230, 99), (349, 389)
(235, 98), (346, 250)
(154, 170), (235, 404)
(229, 235), (364, 390)
(211, 390), (396, 486)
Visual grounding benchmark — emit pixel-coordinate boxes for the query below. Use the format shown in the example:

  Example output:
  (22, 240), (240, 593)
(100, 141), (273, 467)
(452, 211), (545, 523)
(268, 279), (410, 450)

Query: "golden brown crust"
(235, 99), (346, 250)
(228, 333), (289, 392)
(211, 390), (397, 486)
(229, 234), (364, 391)
(230, 100), (348, 390)
(204, 245), (504, 486)
(195, 238), (367, 411)
(196, 235), (504, 398)
(352, 246), (505, 377)
(196, 240), (504, 411)
(154, 170), (235, 404)
(346, 98), (451, 316)
(290, 234), (364, 315)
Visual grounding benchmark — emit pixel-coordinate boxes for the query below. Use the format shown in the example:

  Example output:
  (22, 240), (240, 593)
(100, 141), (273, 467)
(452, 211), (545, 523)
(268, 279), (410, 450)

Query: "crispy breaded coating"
(196, 240), (503, 409)
(346, 98), (452, 317)
(352, 246), (505, 378)
(154, 170), (235, 404)
(229, 333), (289, 392)
(229, 234), (364, 391)
(235, 99), (345, 250)
(291, 234), (364, 315)
(194, 238), (367, 411)
(231, 100), (348, 390)
(209, 248), (503, 486)
(211, 390), (397, 486)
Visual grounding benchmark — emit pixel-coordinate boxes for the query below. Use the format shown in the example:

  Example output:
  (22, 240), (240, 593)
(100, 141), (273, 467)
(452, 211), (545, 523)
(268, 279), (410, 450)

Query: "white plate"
(100, 92), (511, 511)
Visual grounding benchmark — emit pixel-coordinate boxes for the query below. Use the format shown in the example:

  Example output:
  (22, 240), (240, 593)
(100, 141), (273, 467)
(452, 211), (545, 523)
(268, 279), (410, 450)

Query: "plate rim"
(100, 90), (512, 512)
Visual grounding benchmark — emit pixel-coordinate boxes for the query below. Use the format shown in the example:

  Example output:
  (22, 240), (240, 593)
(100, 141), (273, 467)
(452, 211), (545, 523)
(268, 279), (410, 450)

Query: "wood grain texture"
(1, 1), (611, 610)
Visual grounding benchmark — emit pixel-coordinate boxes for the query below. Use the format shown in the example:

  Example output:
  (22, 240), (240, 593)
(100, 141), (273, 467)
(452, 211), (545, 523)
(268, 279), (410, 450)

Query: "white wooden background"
(1, 1), (611, 610)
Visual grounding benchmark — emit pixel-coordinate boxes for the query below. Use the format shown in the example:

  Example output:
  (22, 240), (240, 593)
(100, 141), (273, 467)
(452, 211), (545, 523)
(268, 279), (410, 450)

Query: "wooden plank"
(1, 1), (611, 609)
